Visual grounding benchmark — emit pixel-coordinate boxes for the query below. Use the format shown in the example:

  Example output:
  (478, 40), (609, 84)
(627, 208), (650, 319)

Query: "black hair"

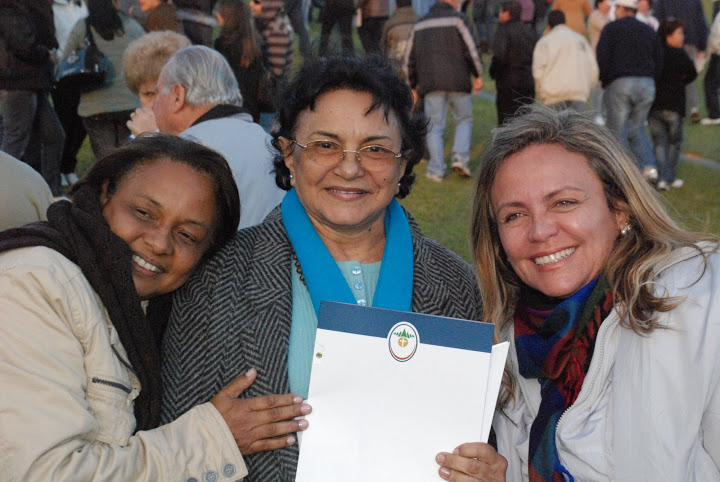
(658, 17), (684, 45)
(396, 0), (413, 8)
(547, 10), (566, 28)
(270, 55), (427, 199)
(87, 0), (124, 41)
(71, 134), (240, 257)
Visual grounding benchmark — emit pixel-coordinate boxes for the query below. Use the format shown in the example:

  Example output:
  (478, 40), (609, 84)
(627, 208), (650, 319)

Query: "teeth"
(534, 248), (576, 266)
(133, 255), (161, 273)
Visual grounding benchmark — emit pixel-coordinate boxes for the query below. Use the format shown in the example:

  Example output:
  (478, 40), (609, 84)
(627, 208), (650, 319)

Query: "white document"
(295, 301), (508, 482)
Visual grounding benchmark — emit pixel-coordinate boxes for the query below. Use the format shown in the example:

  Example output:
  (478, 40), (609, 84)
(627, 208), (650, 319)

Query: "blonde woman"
(437, 105), (720, 481)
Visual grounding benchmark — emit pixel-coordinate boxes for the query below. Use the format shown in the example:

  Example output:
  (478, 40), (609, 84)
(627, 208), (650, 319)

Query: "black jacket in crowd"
(651, 44), (698, 115)
(405, 2), (483, 97)
(0, 0), (56, 92)
(489, 19), (536, 93)
(596, 16), (663, 88)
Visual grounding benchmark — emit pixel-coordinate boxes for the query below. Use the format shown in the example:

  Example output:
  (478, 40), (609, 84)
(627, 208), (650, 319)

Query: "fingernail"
(297, 419), (309, 429)
(439, 467), (450, 477)
(245, 368), (255, 377)
(293, 395), (303, 404)
(453, 448), (459, 455)
(300, 403), (312, 415)
(436, 454), (446, 464)
(287, 436), (296, 445)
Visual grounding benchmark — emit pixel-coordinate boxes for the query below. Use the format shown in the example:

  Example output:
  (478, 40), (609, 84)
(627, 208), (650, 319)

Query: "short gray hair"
(161, 45), (242, 107)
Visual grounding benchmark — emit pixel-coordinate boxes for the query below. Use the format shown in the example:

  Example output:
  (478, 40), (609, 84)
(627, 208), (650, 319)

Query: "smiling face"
(101, 159), (218, 300)
(490, 144), (627, 298)
(279, 89), (407, 237)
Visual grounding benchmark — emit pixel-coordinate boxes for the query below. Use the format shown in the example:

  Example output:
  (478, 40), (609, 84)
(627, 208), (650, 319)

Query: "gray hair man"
(153, 45), (285, 229)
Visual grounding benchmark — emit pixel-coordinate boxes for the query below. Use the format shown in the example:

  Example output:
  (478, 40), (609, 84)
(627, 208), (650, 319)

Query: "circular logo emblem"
(388, 322), (419, 362)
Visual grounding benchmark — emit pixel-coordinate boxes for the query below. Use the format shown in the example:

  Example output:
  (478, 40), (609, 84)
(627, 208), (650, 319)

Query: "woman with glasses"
(160, 55), (493, 481)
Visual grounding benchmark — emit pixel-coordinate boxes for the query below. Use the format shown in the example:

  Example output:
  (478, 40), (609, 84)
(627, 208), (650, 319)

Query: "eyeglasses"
(290, 139), (403, 172)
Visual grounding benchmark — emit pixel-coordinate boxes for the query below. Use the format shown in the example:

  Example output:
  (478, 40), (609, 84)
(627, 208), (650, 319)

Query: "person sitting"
(160, 55), (484, 481)
(437, 105), (720, 480)
(0, 134), (311, 480)
(152, 45), (286, 229)
(123, 30), (191, 137)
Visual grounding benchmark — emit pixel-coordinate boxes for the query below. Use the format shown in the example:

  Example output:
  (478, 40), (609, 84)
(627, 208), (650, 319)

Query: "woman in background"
(123, 30), (191, 136)
(61, 0), (144, 160)
(215, 0), (267, 122)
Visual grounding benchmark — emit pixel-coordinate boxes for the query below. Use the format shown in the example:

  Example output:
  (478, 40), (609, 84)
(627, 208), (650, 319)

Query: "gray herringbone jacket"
(160, 208), (482, 481)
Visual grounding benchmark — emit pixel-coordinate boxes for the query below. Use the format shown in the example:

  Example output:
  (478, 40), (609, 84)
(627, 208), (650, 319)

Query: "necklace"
(290, 247), (306, 285)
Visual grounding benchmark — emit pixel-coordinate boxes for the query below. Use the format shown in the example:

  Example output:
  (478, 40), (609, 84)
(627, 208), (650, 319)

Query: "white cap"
(614, 0), (638, 8)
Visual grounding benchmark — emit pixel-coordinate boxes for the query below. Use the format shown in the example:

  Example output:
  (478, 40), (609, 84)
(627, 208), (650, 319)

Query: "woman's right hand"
(436, 443), (508, 481)
(211, 368), (311, 455)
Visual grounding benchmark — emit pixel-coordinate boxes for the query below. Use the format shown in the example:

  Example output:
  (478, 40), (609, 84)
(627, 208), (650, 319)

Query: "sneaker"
(451, 160), (471, 178)
(425, 172), (443, 183)
(656, 180), (669, 191)
(671, 178), (684, 188)
(66, 172), (79, 185)
(690, 110), (701, 123)
(642, 167), (659, 182)
(700, 117), (720, 125)
(60, 174), (69, 187)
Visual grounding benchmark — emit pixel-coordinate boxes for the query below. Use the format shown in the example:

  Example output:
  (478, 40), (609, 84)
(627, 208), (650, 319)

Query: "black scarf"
(0, 184), (165, 431)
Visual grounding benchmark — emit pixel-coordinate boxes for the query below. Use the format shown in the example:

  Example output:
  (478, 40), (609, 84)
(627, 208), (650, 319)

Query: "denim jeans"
(603, 76), (657, 170)
(473, 0), (499, 52)
(424, 91), (474, 177)
(1, 90), (64, 196)
(704, 54), (720, 120)
(649, 109), (683, 184)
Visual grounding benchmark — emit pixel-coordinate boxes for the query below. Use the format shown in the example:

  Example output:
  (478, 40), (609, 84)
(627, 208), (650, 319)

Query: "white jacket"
(532, 24), (599, 106)
(0, 247), (248, 481)
(494, 244), (720, 481)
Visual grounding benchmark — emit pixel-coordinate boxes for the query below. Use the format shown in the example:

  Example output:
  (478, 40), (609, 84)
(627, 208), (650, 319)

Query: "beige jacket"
(532, 24), (599, 105)
(0, 246), (248, 481)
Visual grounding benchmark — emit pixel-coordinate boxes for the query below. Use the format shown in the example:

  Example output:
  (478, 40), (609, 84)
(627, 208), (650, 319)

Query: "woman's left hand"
(126, 107), (158, 137)
(436, 443), (507, 481)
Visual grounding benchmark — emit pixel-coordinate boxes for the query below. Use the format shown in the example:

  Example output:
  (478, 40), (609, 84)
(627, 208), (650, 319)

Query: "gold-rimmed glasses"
(289, 139), (403, 172)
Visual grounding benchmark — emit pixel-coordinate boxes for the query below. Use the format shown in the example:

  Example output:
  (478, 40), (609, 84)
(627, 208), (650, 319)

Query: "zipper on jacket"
(111, 344), (139, 379)
(91, 376), (132, 394)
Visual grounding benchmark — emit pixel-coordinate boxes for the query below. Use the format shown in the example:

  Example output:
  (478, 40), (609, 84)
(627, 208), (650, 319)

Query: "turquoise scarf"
(281, 188), (413, 315)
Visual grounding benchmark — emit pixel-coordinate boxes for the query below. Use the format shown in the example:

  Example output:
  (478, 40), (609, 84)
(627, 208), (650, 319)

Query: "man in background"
(153, 46), (285, 229)
(404, 0), (483, 182)
(490, 0), (536, 125)
(597, 0), (662, 181)
(533, 10), (598, 112)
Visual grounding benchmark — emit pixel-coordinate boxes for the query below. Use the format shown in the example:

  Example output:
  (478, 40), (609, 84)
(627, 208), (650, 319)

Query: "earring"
(289, 174), (294, 179)
(620, 223), (632, 236)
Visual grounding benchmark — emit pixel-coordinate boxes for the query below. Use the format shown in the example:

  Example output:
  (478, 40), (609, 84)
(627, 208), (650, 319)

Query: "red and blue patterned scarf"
(514, 275), (613, 482)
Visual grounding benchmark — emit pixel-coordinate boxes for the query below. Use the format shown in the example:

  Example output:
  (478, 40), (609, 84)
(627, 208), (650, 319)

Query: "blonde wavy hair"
(471, 105), (717, 336)
(122, 31), (191, 95)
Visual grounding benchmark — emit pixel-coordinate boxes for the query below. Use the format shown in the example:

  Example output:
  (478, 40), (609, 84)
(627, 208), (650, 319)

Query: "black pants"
(51, 84), (86, 175)
(358, 16), (387, 54)
(496, 85), (535, 125)
(319, 7), (354, 57)
(82, 110), (133, 161)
